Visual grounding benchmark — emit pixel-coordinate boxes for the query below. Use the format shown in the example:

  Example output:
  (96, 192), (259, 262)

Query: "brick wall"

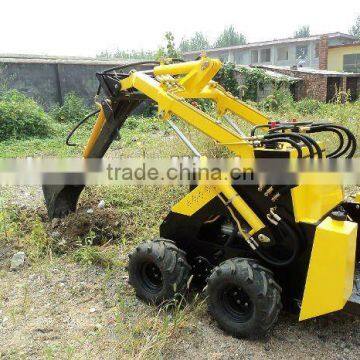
(319, 35), (329, 70)
(257, 67), (328, 101)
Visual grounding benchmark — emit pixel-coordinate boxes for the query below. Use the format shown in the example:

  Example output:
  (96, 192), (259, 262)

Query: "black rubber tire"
(128, 239), (190, 304)
(206, 258), (282, 339)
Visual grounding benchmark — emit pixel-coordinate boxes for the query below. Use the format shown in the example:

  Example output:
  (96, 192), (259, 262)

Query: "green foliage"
(156, 32), (180, 60)
(215, 62), (240, 96)
(0, 90), (52, 141)
(26, 219), (53, 261)
(350, 15), (360, 39)
(213, 25), (247, 48)
(50, 92), (90, 123)
(73, 245), (115, 268)
(261, 89), (294, 112)
(238, 67), (272, 101)
(294, 25), (310, 38)
(295, 98), (322, 115)
(179, 32), (210, 53)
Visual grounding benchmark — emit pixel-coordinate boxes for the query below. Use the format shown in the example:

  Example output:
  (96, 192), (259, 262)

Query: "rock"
(89, 307), (96, 313)
(97, 200), (105, 209)
(51, 218), (61, 228)
(86, 208), (94, 214)
(10, 252), (26, 271)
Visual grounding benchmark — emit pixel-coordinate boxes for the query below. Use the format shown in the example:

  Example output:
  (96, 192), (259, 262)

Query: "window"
(344, 54), (360, 73)
(251, 50), (258, 63)
(314, 43), (319, 59)
(277, 47), (289, 61)
(260, 48), (271, 62)
(296, 45), (309, 61)
(234, 51), (244, 64)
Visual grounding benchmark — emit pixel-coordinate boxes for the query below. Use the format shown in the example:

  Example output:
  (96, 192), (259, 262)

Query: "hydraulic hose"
(254, 219), (300, 267)
(263, 132), (315, 158)
(261, 137), (303, 158)
(251, 124), (271, 136)
(66, 110), (100, 146)
(310, 123), (357, 158)
(96, 61), (161, 95)
(307, 126), (344, 158)
(298, 133), (323, 158)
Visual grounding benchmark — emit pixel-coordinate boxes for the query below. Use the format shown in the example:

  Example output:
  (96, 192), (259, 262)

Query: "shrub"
(215, 62), (240, 97)
(50, 92), (90, 123)
(261, 88), (294, 112)
(237, 67), (272, 101)
(295, 98), (322, 115)
(0, 90), (53, 141)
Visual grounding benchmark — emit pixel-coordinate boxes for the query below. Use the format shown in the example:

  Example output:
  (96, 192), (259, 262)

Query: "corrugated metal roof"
(235, 65), (301, 82)
(184, 32), (356, 55)
(256, 64), (360, 77)
(329, 42), (360, 49)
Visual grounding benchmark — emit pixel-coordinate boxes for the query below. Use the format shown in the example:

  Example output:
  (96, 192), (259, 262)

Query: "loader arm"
(45, 56), (269, 225)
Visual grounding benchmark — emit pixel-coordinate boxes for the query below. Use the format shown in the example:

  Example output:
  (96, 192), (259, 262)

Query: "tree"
(179, 38), (191, 53)
(179, 32), (210, 53)
(294, 25), (310, 38)
(213, 25), (247, 48)
(156, 31), (180, 59)
(350, 15), (360, 39)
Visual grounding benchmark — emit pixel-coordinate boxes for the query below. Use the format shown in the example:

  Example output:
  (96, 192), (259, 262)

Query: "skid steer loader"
(43, 56), (360, 338)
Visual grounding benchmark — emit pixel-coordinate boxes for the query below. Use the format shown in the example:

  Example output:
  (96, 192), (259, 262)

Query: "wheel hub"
(141, 262), (163, 293)
(222, 285), (254, 322)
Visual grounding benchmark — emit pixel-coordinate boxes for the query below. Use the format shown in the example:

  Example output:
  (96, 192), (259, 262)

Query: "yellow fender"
(300, 217), (357, 320)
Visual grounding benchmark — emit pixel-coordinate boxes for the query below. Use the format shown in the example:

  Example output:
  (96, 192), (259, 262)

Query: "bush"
(215, 62), (240, 97)
(50, 92), (90, 123)
(261, 88), (294, 112)
(295, 98), (322, 115)
(0, 90), (53, 141)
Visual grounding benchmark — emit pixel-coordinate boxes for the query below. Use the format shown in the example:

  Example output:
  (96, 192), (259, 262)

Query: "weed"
(113, 296), (203, 359)
(295, 98), (322, 115)
(25, 218), (53, 261)
(73, 245), (115, 268)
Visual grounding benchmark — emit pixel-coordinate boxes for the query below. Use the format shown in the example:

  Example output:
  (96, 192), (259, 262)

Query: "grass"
(0, 95), (360, 358)
(111, 295), (205, 359)
(0, 97), (359, 158)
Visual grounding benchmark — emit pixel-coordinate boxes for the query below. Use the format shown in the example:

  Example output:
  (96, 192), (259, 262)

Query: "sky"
(0, 0), (359, 57)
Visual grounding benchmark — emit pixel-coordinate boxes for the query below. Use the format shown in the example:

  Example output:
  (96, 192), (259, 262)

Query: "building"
(183, 32), (358, 71)
(255, 65), (360, 102)
(328, 43), (360, 72)
(234, 66), (301, 102)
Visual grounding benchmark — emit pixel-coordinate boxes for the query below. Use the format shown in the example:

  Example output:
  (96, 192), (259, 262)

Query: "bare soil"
(1, 188), (360, 359)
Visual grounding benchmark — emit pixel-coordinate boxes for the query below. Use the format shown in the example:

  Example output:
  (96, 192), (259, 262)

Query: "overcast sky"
(1, 0), (359, 57)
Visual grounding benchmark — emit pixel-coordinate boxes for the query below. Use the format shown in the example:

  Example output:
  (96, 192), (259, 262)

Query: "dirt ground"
(1, 259), (360, 360)
(1, 187), (360, 359)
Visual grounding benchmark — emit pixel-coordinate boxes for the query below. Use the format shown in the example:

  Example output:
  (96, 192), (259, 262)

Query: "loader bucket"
(43, 184), (85, 219)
